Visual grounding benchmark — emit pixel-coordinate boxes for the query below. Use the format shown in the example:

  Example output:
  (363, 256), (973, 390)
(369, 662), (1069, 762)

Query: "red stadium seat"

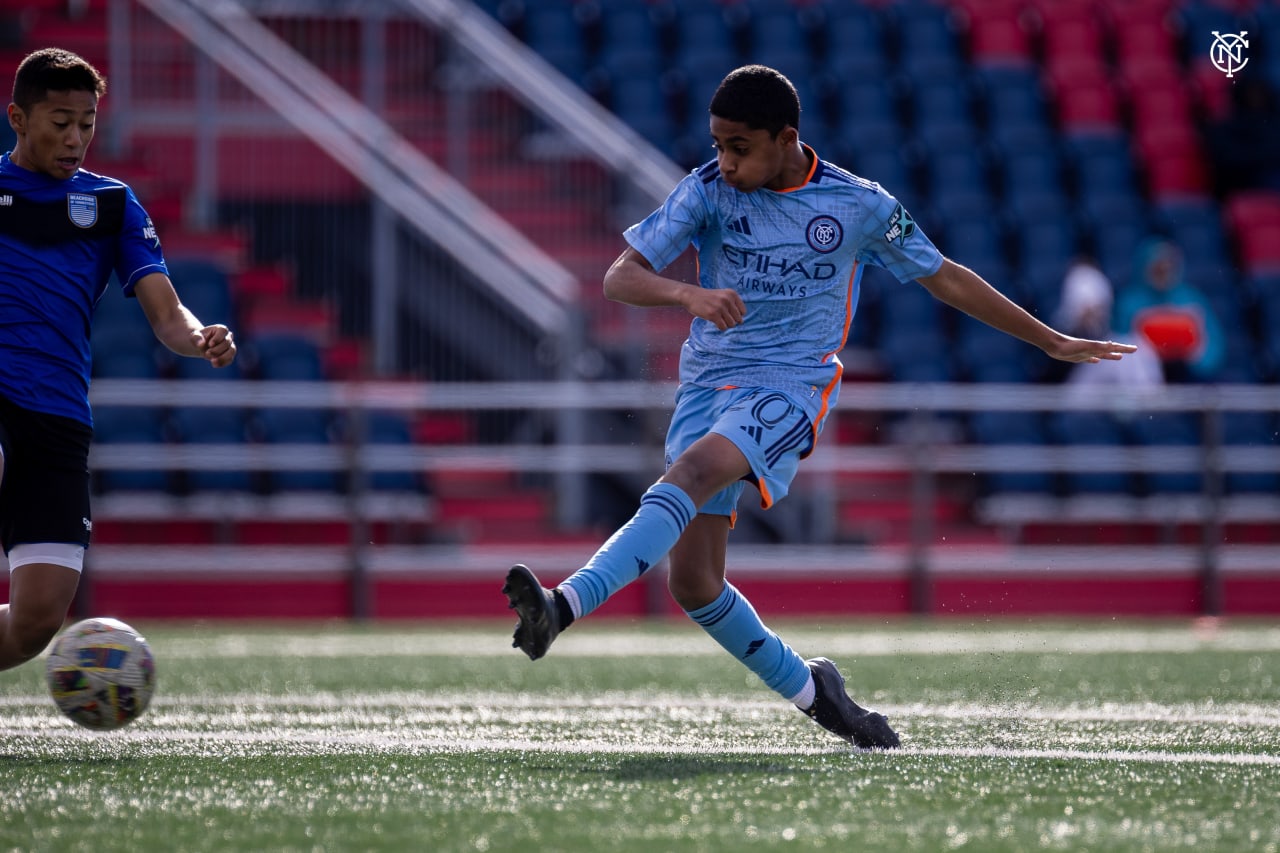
(1127, 82), (1195, 130)
(1053, 78), (1123, 131)
(1143, 151), (1211, 199)
(968, 17), (1035, 67)
(1039, 17), (1107, 65)
(1224, 192), (1280, 272)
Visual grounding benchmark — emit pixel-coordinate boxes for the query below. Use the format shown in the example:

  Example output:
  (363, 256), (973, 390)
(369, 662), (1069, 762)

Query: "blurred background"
(1, 0), (1278, 620)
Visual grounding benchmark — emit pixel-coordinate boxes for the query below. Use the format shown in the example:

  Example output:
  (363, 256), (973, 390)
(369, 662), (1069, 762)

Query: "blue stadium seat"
(908, 76), (973, 127)
(891, 1), (964, 69)
(972, 65), (1048, 128)
(610, 75), (671, 140)
(968, 411), (1053, 493)
(926, 146), (989, 197)
(170, 360), (253, 492)
(931, 187), (997, 226)
(168, 259), (235, 329)
(1016, 222), (1078, 280)
(256, 406), (338, 492)
(826, 4), (886, 78)
(836, 79), (899, 127)
(92, 407), (170, 492)
(989, 119), (1056, 158)
(522, 4), (586, 79)
(1051, 411), (1133, 494)
(852, 147), (913, 197)
(941, 220), (1005, 271)
(252, 334), (325, 382)
(1001, 150), (1065, 197)
(363, 410), (423, 492)
(1223, 411), (1279, 493)
(955, 318), (1031, 383)
(94, 349), (163, 380)
(1131, 413), (1202, 494)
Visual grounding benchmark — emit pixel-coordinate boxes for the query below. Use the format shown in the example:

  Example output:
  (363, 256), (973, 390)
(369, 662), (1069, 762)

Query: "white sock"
(790, 673), (816, 711)
(558, 584), (583, 621)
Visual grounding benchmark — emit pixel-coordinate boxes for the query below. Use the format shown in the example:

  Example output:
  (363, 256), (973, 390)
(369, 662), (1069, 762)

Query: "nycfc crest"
(1210, 31), (1248, 77)
(66, 193), (97, 228)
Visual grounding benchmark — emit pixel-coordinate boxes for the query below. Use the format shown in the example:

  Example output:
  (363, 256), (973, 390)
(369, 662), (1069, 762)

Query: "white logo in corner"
(1210, 31), (1249, 77)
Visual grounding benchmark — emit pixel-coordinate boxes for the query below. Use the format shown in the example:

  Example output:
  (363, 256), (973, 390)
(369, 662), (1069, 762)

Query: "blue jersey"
(624, 145), (944, 422)
(0, 153), (167, 425)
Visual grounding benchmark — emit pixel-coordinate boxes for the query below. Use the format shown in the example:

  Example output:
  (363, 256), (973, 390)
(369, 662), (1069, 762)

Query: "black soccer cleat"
(802, 657), (900, 749)
(502, 564), (560, 661)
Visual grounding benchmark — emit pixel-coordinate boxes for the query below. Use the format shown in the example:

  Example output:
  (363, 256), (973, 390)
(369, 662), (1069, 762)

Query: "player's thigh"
(6, 562), (80, 628)
(707, 389), (813, 509)
(664, 385), (749, 513)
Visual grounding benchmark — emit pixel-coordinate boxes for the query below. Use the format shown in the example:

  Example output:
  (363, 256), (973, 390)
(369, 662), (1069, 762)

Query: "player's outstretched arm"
(132, 272), (237, 367)
(917, 258), (1137, 364)
(604, 247), (746, 331)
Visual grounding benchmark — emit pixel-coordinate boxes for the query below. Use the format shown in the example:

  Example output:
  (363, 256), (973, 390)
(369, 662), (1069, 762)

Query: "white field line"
(5, 693), (1280, 730)
(145, 626), (1280, 660)
(0, 723), (1277, 768)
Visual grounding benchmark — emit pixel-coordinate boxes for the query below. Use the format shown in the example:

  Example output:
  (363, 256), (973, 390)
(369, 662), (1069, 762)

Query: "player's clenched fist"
(687, 287), (747, 331)
(195, 325), (237, 368)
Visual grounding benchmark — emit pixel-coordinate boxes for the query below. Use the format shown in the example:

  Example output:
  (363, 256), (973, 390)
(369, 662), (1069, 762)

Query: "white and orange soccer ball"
(45, 617), (156, 731)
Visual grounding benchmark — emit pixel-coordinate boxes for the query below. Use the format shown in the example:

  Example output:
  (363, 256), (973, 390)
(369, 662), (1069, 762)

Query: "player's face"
(7, 89), (98, 180)
(710, 116), (791, 193)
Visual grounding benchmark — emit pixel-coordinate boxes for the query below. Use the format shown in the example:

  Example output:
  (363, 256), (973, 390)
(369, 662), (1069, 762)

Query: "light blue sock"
(559, 482), (695, 619)
(687, 582), (812, 702)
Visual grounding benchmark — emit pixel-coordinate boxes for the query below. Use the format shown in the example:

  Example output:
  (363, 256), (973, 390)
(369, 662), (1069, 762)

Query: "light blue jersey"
(624, 145), (944, 423)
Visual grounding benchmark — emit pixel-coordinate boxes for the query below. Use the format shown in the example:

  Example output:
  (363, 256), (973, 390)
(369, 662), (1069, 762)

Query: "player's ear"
(7, 103), (23, 134)
(778, 125), (798, 147)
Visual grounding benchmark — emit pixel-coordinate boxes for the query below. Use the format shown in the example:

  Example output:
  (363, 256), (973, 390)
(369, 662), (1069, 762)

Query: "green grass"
(3, 620), (1279, 852)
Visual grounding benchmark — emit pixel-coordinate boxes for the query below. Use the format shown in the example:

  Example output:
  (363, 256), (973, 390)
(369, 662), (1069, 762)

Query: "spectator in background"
(1204, 77), (1280, 196)
(1114, 239), (1224, 383)
(1054, 257), (1165, 392)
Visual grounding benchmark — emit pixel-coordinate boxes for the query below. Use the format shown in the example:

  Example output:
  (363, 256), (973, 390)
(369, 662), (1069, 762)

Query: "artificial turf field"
(2, 620), (1278, 852)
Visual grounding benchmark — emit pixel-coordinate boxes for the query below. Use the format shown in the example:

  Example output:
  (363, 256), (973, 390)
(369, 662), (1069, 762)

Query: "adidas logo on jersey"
(727, 215), (752, 235)
(740, 424), (764, 443)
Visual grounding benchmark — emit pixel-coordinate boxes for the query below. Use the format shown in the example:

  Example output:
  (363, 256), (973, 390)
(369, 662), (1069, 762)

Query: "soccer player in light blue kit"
(0, 49), (237, 673)
(505, 66), (1137, 747)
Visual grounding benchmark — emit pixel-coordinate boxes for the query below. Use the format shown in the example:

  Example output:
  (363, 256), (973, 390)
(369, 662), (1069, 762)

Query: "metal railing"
(85, 379), (1280, 616)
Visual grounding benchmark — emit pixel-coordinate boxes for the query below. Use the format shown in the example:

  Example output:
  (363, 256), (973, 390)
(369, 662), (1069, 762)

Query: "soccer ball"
(45, 617), (156, 731)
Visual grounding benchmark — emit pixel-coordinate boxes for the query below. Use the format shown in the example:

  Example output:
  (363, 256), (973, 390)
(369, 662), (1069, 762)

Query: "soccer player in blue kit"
(505, 65), (1136, 747)
(0, 49), (237, 672)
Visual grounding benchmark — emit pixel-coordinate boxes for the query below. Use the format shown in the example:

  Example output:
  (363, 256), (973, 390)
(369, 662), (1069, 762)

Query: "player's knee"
(668, 569), (720, 612)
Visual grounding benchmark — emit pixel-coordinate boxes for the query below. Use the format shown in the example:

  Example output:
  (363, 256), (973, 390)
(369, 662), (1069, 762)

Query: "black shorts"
(0, 393), (93, 554)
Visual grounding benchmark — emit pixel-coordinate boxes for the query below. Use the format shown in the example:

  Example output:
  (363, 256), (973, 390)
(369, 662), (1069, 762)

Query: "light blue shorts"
(665, 385), (816, 517)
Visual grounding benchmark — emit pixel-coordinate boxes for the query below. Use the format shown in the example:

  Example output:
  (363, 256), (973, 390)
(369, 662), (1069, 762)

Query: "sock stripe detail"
(689, 590), (737, 628)
(641, 489), (694, 529)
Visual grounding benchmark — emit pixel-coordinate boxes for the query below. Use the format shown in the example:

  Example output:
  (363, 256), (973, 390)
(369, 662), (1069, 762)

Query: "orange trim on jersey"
(757, 478), (775, 510)
(779, 144), (820, 194)
(805, 260), (859, 457)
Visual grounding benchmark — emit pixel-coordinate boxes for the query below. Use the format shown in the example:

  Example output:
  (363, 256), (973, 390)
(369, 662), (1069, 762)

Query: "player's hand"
(1047, 336), (1138, 364)
(686, 287), (747, 331)
(193, 325), (237, 368)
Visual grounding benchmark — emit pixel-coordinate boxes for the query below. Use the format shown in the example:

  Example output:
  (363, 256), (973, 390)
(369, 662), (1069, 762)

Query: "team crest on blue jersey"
(67, 193), (97, 228)
(805, 215), (843, 254)
(884, 203), (915, 246)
